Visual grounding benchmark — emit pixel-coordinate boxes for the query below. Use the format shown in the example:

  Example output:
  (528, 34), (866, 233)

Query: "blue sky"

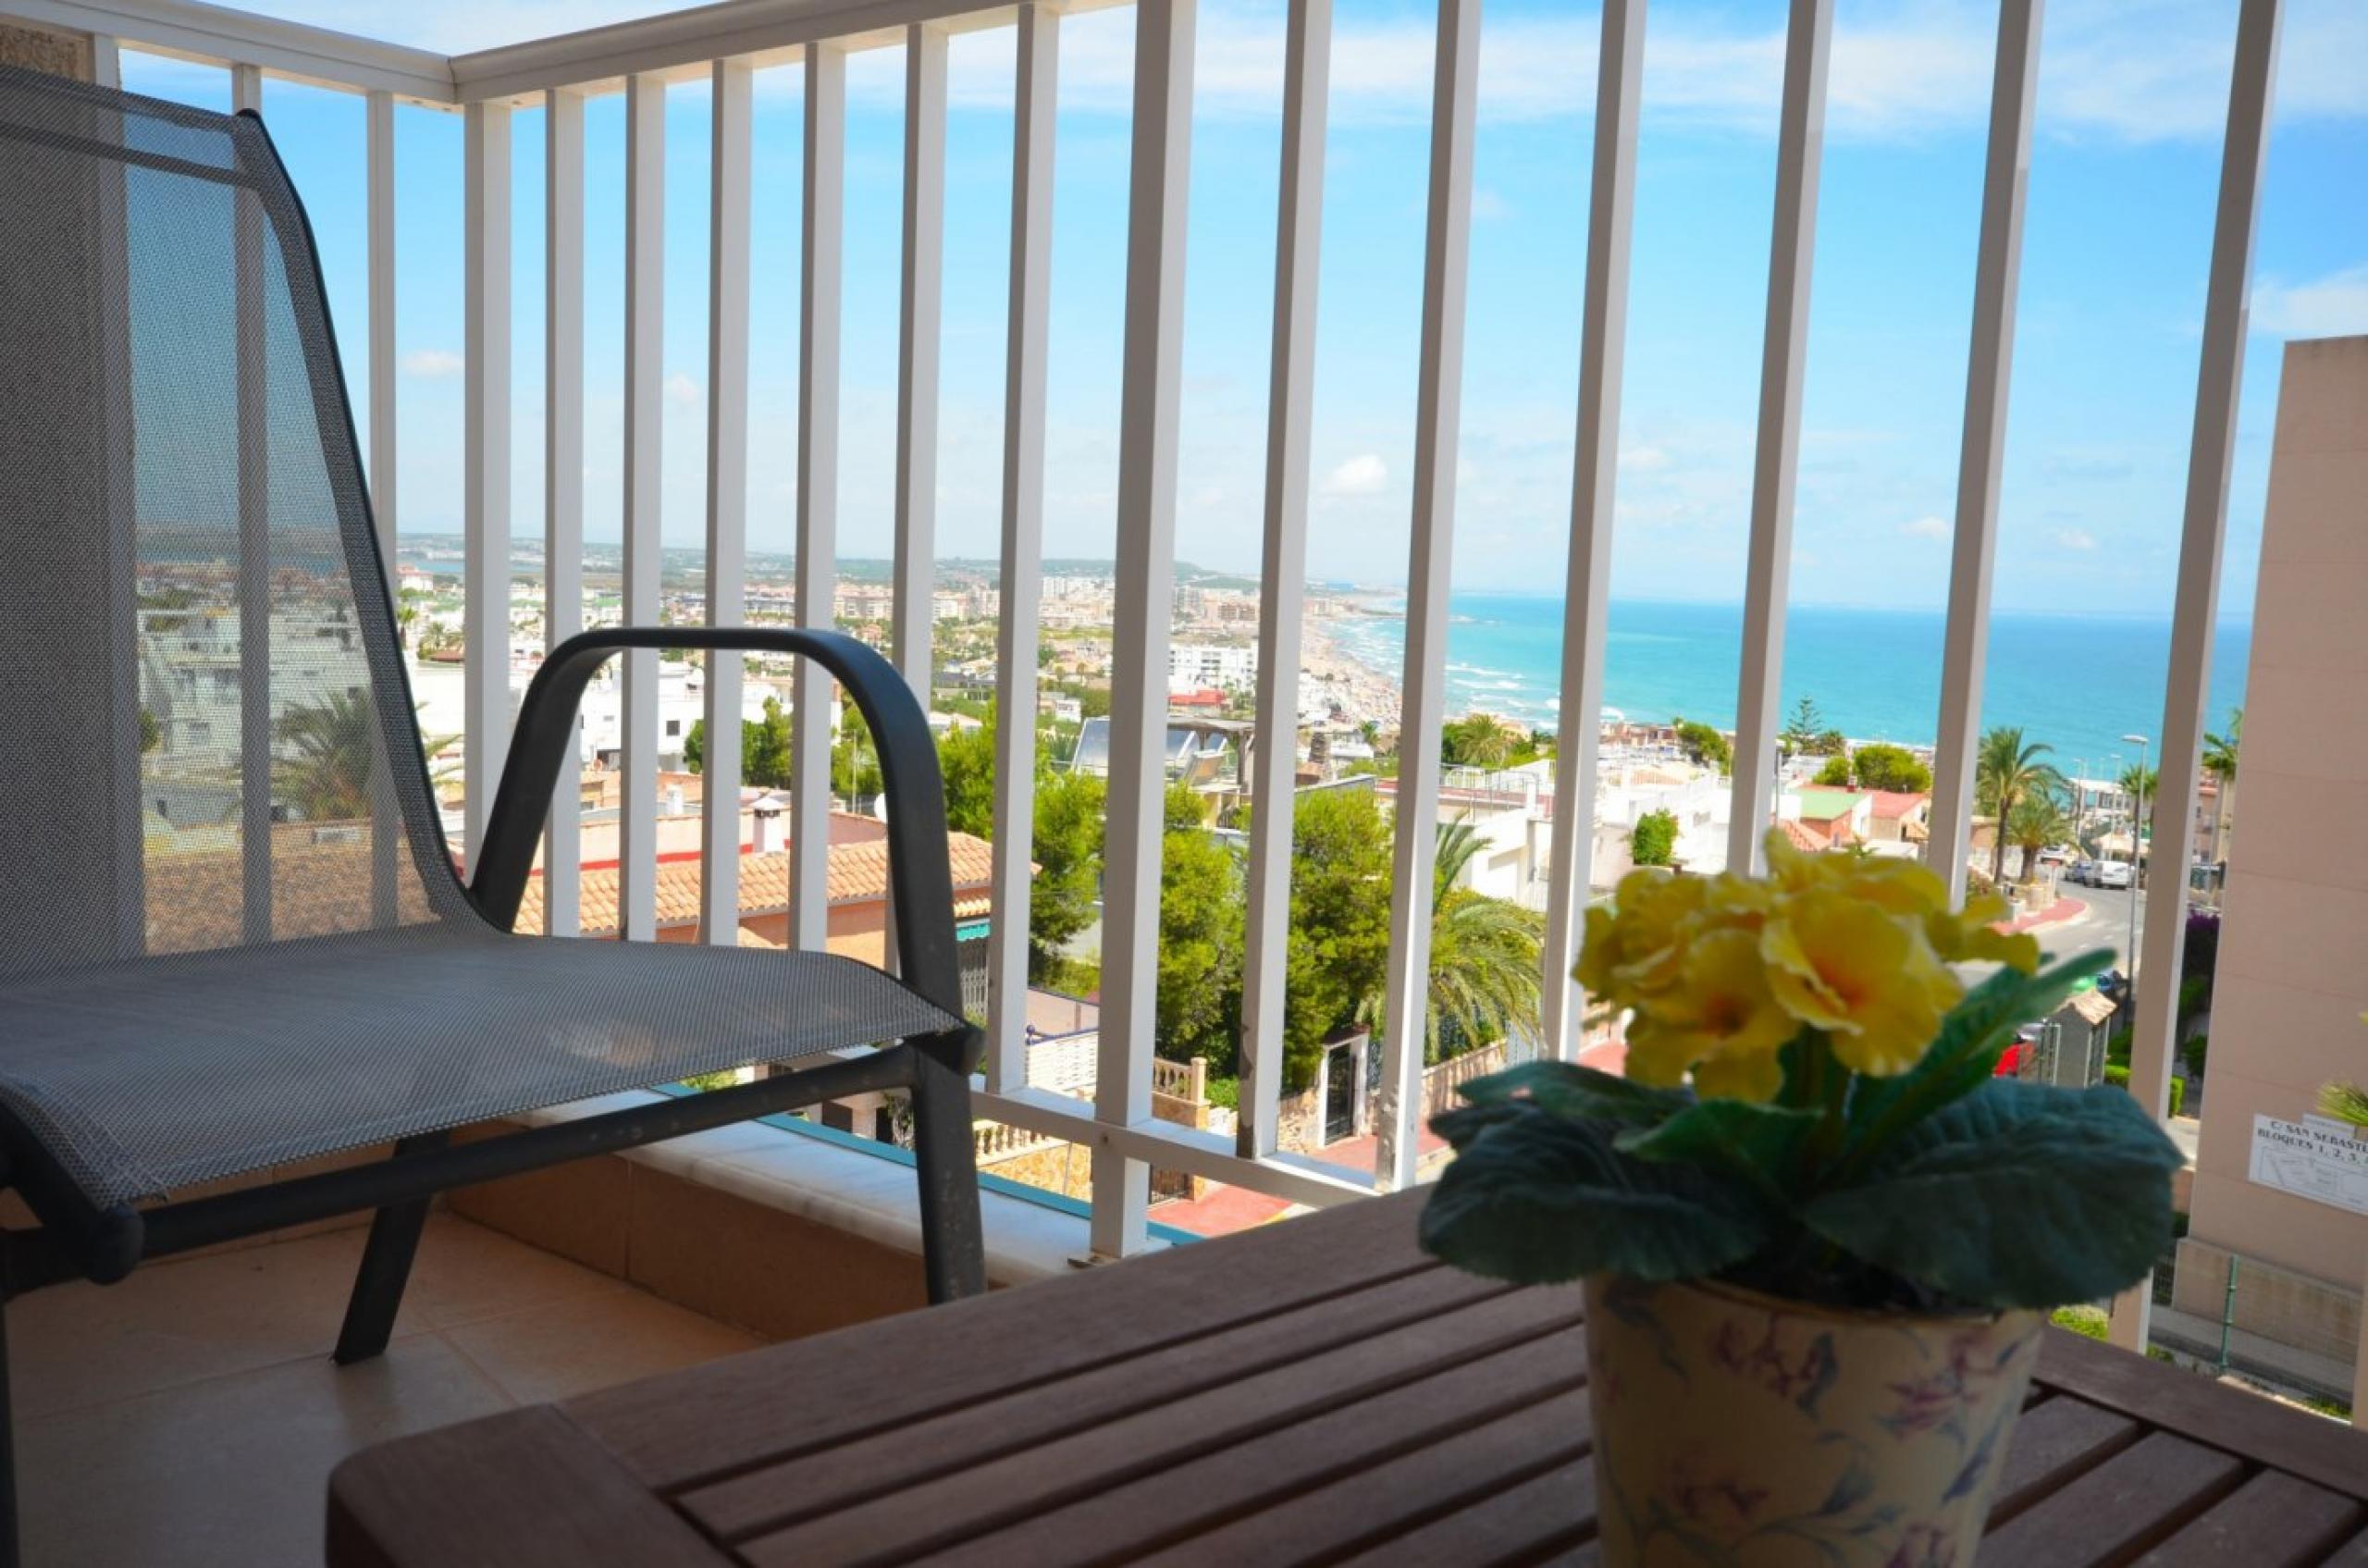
(123, 0), (2368, 616)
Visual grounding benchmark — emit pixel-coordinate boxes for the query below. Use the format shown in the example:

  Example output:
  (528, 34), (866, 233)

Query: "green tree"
(274, 688), (378, 821)
(936, 709), (997, 838)
(1850, 743), (1932, 794)
(1028, 770), (1105, 986)
(1814, 754), (1855, 787)
(683, 696), (793, 789)
(1631, 808), (1680, 867)
(2005, 785), (2071, 885)
(1810, 727), (1848, 758)
(1780, 696), (1826, 752)
(1673, 719), (1733, 775)
(1156, 781), (1243, 1066)
(1280, 787), (1396, 1089)
(2202, 707), (2240, 861)
(139, 707), (160, 756)
(1441, 712), (1521, 769)
(1976, 726), (2063, 882)
(1416, 821), (1546, 1061)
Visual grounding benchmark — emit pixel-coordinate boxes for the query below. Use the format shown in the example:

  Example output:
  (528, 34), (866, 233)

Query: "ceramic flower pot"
(1582, 1275), (2045, 1568)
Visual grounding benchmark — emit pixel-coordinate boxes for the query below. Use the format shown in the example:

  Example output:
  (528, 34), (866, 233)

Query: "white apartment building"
(1168, 641), (1257, 694)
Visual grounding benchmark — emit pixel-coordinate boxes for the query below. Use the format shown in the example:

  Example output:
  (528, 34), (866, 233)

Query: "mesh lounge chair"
(0, 67), (986, 1560)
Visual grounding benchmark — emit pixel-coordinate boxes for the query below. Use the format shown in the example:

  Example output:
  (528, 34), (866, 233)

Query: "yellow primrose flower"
(1838, 855), (1951, 919)
(1762, 828), (1848, 894)
(1923, 894), (2042, 973)
(1760, 889), (1962, 1076)
(1574, 870), (1709, 1003)
(1622, 928), (1799, 1101)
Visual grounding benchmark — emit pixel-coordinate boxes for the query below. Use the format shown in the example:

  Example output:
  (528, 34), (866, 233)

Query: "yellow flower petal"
(1760, 890), (1961, 1076)
(1692, 1049), (1786, 1104)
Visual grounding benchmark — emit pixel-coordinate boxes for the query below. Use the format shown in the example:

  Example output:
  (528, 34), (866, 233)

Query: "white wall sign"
(2249, 1114), (2368, 1219)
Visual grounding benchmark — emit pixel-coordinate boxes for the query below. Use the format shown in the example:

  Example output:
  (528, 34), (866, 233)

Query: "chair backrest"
(0, 67), (468, 975)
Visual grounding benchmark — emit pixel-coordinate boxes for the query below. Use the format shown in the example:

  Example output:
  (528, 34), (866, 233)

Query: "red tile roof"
(515, 832), (999, 937)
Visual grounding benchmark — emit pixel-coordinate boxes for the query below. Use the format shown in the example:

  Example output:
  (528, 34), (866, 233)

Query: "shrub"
(2051, 1304), (2111, 1340)
(2104, 1063), (2183, 1118)
(2181, 1033), (2208, 1078)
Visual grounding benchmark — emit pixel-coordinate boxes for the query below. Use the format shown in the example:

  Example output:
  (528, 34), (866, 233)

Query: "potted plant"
(1421, 833), (2183, 1567)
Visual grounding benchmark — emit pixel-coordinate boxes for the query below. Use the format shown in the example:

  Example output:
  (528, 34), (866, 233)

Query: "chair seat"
(0, 920), (961, 1210)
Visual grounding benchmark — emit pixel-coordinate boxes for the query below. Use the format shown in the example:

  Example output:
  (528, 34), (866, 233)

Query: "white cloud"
(1622, 445), (1671, 473)
(1470, 189), (1511, 222)
(401, 349), (462, 379)
(2251, 265), (2368, 340)
(2054, 527), (2100, 551)
(664, 372), (702, 409)
(1322, 453), (1389, 498)
(1901, 515), (1950, 540)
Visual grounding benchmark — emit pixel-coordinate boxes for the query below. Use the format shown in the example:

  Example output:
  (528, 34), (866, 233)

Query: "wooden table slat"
(571, 1194), (1435, 1490)
(728, 1284), (1585, 1565)
(2133, 1469), (2366, 1568)
(1982, 1392), (2142, 1524)
(2038, 1329), (2368, 1504)
(2317, 1527), (2368, 1566)
(1125, 1388), (1594, 1568)
(326, 1406), (723, 1568)
(893, 1327), (1587, 1568)
(1980, 1430), (2248, 1565)
(330, 1190), (2368, 1568)
(677, 1261), (1503, 1539)
(1327, 1456), (1597, 1568)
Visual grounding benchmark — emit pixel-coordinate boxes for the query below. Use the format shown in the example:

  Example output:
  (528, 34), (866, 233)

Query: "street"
(2033, 882), (2150, 974)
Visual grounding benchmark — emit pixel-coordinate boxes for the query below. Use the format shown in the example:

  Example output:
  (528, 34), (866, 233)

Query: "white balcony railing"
(33, 0), (2288, 1348)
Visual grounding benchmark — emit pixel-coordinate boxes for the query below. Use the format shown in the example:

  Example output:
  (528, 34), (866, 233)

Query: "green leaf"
(1419, 1105), (1770, 1285)
(1803, 1078), (2183, 1309)
(1615, 1099), (1819, 1208)
(1844, 951), (2114, 1154)
(1454, 1060), (1695, 1128)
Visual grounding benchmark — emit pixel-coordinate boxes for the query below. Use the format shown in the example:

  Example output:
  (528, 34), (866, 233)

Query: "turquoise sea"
(1323, 597), (2251, 779)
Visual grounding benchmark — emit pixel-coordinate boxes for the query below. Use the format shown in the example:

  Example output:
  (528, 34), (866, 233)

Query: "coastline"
(1294, 593), (2250, 770)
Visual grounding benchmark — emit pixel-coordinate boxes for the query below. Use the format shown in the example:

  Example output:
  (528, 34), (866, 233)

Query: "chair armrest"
(468, 627), (965, 1019)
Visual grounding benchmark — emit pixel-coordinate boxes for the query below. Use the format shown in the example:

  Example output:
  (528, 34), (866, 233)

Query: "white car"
(2091, 859), (2134, 889)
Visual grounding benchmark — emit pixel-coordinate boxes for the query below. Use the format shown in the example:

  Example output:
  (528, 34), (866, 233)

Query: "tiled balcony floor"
(11, 1215), (762, 1567)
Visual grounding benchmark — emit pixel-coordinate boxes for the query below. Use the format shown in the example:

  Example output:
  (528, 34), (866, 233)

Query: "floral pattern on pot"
(1585, 1275), (2044, 1568)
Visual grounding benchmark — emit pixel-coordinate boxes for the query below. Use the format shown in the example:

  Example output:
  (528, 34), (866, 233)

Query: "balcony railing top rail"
(26, 0), (2289, 1360)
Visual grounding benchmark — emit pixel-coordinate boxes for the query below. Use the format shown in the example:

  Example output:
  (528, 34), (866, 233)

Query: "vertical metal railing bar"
(1538, 0), (1646, 1063)
(894, 24), (948, 707)
(93, 33), (142, 957)
(986, 2), (1057, 1093)
(793, 43), (847, 953)
(543, 88), (586, 937)
(462, 101), (514, 883)
(1095, 0), (1195, 1257)
(233, 63), (273, 939)
(2108, 0), (2285, 1355)
(366, 85), (401, 926)
(1374, 0), (1480, 1192)
(1926, 0), (2043, 905)
(1722, 0), (1832, 879)
(702, 59), (755, 945)
(620, 73), (665, 942)
(1237, 0), (1332, 1159)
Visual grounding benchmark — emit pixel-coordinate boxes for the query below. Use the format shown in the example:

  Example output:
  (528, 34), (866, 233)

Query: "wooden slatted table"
(327, 1191), (2368, 1566)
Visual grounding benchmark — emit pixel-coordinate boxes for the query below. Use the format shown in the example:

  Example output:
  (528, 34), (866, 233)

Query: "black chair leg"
(0, 1297), (18, 1568)
(906, 1033), (987, 1304)
(333, 1132), (449, 1365)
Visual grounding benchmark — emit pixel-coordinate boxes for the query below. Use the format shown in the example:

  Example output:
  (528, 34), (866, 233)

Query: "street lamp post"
(2121, 733), (2149, 990)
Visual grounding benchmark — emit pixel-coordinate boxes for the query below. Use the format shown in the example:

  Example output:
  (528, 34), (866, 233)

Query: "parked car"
(2068, 858), (2099, 885)
(2092, 859), (2134, 889)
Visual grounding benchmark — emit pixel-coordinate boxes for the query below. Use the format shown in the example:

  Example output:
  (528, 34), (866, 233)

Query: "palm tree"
(275, 689), (378, 822)
(275, 692), (458, 823)
(1975, 726), (2063, 883)
(2202, 707), (2241, 863)
(2004, 786), (2071, 887)
(1420, 821), (1546, 1061)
